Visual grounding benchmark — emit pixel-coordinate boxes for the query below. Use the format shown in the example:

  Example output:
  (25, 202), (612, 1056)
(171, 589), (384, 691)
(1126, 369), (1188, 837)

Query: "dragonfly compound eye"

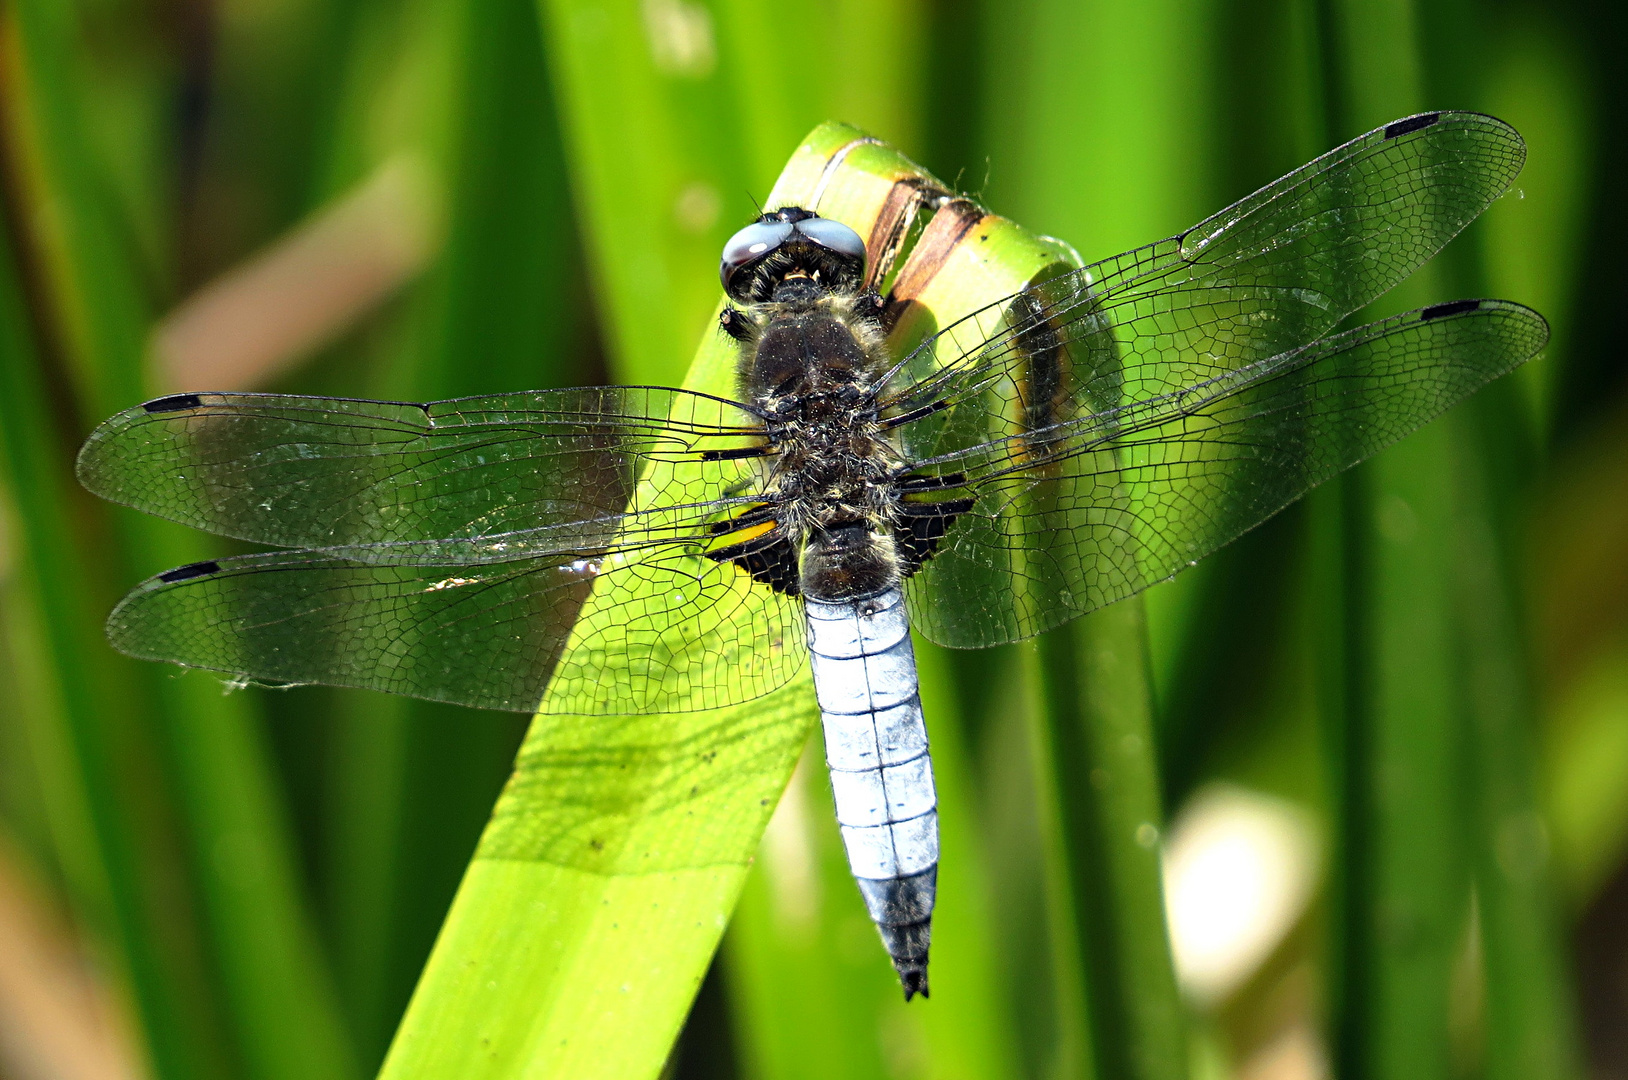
(719, 208), (868, 301)
(793, 216), (867, 264)
(720, 219), (796, 296)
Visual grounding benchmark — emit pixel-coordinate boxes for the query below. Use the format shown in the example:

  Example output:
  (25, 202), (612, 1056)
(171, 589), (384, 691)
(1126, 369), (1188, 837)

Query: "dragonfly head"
(720, 207), (867, 303)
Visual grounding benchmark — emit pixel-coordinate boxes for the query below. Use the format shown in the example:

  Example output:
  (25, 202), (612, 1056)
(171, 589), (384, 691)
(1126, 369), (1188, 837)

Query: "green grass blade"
(1455, 450), (1582, 1079)
(1319, 2), (1482, 1075)
(1335, 420), (1465, 1080)
(156, 677), (360, 1080)
(0, 190), (238, 1080)
(538, 0), (756, 386)
(380, 117), (1065, 1077)
(1417, 6), (1585, 1074)
(298, 0), (574, 1061)
(2, 0), (150, 416)
(1029, 607), (1185, 1080)
(983, 1), (1208, 1075)
(3, 4), (358, 1077)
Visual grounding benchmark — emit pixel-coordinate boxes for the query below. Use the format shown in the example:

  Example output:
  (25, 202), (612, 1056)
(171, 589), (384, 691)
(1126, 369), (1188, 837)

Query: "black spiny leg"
(719, 306), (756, 342)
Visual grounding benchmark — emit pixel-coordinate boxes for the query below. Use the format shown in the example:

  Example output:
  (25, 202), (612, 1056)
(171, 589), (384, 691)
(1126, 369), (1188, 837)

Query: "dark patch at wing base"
(896, 473), (976, 576)
(896, 499), (975, 577)
(705, 505), (800, 595)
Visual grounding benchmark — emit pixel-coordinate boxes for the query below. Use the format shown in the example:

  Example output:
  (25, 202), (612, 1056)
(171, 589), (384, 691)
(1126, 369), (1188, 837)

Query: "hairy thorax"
(737, 290), (903, 601)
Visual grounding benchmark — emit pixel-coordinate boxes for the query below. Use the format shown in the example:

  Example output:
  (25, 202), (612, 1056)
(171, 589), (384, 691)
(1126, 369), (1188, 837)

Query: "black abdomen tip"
(857, 868), (936, 924)
(856, 869), (937, 999)
(898, 963), (929, 1002)
(878, 919), (932, 1001)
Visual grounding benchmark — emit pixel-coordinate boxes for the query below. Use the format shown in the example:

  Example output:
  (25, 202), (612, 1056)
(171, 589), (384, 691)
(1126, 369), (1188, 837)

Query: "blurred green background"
(0, 0), (1624, 1077)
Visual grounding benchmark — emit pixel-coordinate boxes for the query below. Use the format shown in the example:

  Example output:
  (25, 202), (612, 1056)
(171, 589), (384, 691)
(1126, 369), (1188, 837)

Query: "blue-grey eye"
(719, 209), (869, 299)
(720, 220), (795, 291)
(794, 217), (867, 263)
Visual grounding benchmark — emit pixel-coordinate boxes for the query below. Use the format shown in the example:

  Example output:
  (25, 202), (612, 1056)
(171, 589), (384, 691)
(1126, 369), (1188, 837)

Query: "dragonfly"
(78, 111), (1547, 1000)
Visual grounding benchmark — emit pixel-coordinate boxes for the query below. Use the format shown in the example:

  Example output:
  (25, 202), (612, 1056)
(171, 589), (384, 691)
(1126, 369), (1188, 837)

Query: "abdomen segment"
(803, 588), (938, 999)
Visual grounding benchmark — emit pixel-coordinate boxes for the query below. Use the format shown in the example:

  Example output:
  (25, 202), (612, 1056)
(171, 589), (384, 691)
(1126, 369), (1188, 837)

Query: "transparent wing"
(77, 387), (765, 549)
(903, 300), (1548, 647)
(880, 111), (1524, 429)
(109, 537), (806, 714)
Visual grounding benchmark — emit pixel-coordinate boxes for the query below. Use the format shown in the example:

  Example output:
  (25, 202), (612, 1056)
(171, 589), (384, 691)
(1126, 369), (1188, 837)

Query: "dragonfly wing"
(77, 387), (765, 549)
(540, 544), (807, 715)
(903, 300), (1547, 648)
(882, 111), (1525, 425)
(110, 537), (806, 714)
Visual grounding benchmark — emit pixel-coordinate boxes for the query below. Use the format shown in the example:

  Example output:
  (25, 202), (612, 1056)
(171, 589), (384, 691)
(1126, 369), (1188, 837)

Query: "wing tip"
(1414, 298), (1550, 351)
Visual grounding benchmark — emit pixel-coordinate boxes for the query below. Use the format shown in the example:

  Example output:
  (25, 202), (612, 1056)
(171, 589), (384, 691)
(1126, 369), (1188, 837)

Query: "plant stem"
(1032, 601), (1185, 1080)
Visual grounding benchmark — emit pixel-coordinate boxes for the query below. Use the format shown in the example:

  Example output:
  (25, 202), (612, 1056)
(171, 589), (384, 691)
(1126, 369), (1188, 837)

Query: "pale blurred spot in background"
(1163, 784), (1321, 1009)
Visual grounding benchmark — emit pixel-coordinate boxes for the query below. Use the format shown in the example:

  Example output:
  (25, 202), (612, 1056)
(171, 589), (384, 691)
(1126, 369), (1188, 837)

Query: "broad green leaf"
(297, 0), (575, 1062)
(380, 120), (1084, 1079)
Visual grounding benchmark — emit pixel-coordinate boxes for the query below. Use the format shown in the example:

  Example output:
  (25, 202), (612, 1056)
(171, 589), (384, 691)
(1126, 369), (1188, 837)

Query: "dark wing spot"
(1384, 113), (1440, 139)
(159, 561), (221, 583)
(1421, 299), (1482, 321)
(144, 393), (204, 413)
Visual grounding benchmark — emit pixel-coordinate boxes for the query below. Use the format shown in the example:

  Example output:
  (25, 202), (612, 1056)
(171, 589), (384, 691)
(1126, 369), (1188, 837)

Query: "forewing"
(109, 539), (806, 714)
(904, 300), (1547, 648)
(77, 387), (764, 549)
(882, 111), (1525, 429)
